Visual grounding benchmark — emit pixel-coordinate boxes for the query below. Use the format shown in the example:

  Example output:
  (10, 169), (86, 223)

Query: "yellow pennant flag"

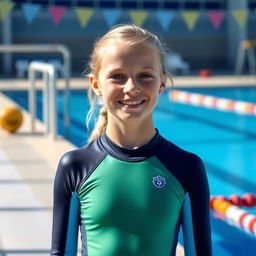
(129, 10), (148, 27)
(75, 7), (94, 28)
(181, 11), (199, 31)
(0, 1), (15, 21)
(232, 10), (248, 28)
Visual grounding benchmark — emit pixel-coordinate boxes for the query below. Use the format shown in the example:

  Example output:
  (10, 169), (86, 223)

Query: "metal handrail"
(0, 44), (71, 129)
(28, 61), (58, 139)
(235, 40), (256, 75)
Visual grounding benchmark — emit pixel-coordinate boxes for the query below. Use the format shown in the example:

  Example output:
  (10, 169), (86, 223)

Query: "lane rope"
(170, 90), (256, 116)
(210, 194), (256, 236)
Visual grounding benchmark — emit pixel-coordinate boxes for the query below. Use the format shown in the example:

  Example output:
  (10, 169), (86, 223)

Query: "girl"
(51, 24), (212, 256)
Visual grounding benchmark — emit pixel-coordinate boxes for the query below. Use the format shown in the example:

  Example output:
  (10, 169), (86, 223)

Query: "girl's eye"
(139, 73), (154, 79)
(111, 74), (125, 80)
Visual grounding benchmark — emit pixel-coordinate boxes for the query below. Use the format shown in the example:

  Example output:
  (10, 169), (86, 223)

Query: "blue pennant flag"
(103, 9), (122, 27)
(156, 11), (175, 30)
(22, 3), (41, 24)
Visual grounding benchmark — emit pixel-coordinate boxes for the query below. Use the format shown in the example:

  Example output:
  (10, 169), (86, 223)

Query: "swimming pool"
(3, 86), (256, 255)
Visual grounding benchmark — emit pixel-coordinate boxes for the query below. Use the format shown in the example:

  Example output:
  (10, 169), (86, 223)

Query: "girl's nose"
(123, 78), (140, 95)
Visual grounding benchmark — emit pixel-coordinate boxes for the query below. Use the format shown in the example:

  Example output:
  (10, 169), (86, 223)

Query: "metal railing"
(28, 61), (59, 139)
(235, 40), (256, 75)
(0, 44), (71, 130)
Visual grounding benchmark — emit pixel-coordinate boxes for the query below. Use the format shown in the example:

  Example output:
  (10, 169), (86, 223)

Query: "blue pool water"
(3, 86), (256, 255)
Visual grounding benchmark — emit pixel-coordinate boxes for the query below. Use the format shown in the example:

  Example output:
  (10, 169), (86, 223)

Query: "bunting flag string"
(22, 3), (41, 24)
(0, 0), (254, 31)
(103, 9), (122, 27)
(231, 10), (248, 28)
(48, 5), (67, 26)
(75, 7), (93, 28)
(207, 11), (224, 29)
(129, 10), (148, 27)
(0, 1), (15, 21)
(181, 11), (200, 31)
(156, 11), (175, 31)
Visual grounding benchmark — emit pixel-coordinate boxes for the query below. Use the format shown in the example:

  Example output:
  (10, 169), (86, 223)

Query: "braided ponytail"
(87, 106), (108, 142)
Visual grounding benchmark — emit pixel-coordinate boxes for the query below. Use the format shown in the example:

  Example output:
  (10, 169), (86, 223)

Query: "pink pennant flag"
(207, 11), (224, 29)
(48, 6), (67, 25)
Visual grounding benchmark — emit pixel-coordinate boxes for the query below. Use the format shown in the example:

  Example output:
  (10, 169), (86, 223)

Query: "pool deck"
(0, 75), (255, 255)
(0, 91), (75, 255)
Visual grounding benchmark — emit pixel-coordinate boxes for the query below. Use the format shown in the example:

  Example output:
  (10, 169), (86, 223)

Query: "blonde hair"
(86, 24), (170, 142)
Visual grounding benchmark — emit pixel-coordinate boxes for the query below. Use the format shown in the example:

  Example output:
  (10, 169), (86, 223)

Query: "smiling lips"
(118, 100), (146, 106)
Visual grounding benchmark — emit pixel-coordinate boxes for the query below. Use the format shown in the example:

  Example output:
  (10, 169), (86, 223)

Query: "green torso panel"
(78, 155), (185, 256)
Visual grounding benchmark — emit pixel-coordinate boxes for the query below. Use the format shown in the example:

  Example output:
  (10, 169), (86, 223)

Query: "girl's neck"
(105, 120), (156, 149)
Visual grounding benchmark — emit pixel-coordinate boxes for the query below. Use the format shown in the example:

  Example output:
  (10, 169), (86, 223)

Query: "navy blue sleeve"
(50, 152), (81, 256)
(50, 139), (107, 256)
(181, 156), (212, 256)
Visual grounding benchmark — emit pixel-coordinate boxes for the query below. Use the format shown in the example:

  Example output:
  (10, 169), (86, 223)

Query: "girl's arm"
(50, 153), (80, 256)
(181, 157), (212, 256)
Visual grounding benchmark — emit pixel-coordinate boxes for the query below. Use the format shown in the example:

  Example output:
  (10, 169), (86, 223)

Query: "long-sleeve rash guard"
(51, 131), (212, 256)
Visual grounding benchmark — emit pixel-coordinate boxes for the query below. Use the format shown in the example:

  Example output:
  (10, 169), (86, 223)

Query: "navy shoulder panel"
(155, 138), (207, 193)
(51, 138), (108, 255)
(54, 138), (107, 194)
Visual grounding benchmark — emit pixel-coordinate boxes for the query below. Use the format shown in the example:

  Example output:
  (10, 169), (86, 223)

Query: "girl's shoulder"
(159, 137), (203, 164)
(157, 137), (207, 192)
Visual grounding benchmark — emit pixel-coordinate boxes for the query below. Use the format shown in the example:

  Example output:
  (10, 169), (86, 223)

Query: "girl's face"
(90, 42), (167, 126)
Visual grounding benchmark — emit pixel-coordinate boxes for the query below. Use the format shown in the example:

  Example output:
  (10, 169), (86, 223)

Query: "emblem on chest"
(152, 175), (166, 188)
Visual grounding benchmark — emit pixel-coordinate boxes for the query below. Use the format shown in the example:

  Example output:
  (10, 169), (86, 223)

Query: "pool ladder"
(235, 40), (256, 75)
(28, 61), (68, 139)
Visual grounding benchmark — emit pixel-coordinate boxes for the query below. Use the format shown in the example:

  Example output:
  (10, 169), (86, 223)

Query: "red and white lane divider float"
(170, 90), (256, 116)
(210, 194), (256, 236)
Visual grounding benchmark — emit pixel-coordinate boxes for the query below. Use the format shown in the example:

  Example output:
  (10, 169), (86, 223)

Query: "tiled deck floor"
(0, 92), (75, 255)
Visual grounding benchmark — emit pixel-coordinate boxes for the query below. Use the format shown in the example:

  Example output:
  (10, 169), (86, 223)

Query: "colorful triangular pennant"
(181, 11), (200, 31)
(103, 9), (121, 27)
(75, 7), (93, 28)
(232, 9), (248, 29)
(156, 11), (175, 30)
(22, 3), (41, 24)
(207, 11), (224, 29)
(129, 10), (148, 27)
(0, 1), (15, 21)
(48, 6), (67, 26)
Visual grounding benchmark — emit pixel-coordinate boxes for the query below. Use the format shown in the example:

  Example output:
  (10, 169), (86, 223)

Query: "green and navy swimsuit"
(51, 131), (212, 256)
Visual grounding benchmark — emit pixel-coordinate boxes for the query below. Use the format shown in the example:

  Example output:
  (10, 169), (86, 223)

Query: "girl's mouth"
(118, 100), (146, 106)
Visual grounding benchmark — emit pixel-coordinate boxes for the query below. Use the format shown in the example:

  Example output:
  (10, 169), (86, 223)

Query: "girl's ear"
(159, 73), (167, 94)
(89, 75), (102, 96)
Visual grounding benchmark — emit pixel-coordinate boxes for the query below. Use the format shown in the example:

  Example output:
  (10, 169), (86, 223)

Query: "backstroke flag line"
(181, 11), (200, 31)
(156, 10), (175, 31)
(48, 6), (67, 26)
(103, 9), (122, 27)
(22, 3), (41, 24)
(129, 10), (148, 27)
(0, 1), (15, 21)
(75, 7), (94, 28)
(232, 10), (248, 29)
(0, 0), (251, 30)
(207, 11), (224, 29)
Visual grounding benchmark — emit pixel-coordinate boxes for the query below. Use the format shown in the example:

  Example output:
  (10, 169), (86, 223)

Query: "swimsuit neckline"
(99, 129), (164, 162)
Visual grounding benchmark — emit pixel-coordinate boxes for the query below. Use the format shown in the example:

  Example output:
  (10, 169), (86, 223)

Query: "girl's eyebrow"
(142, 66), (155, 70)
(107, 66), (155, 73)
(107, 68), (124, 73)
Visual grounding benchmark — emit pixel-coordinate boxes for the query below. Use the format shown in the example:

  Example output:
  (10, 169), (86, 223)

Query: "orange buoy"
(0, 107), (23, 133)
